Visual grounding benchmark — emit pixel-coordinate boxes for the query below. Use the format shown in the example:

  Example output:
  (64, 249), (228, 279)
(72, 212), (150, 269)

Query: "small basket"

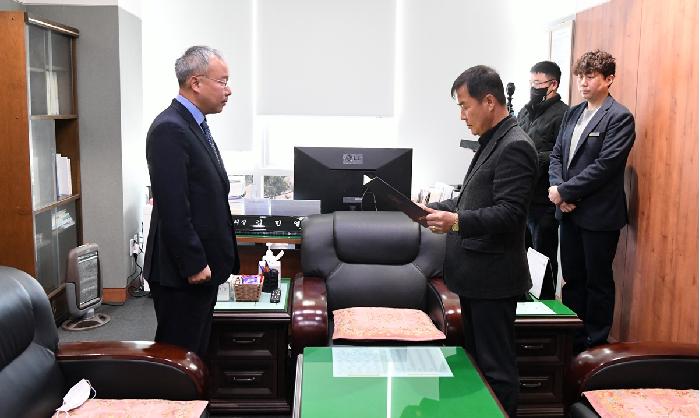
(232, 275), (263, 301)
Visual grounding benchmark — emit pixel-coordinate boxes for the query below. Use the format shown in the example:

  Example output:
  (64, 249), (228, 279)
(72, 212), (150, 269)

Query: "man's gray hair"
(175, 46), (224, 87)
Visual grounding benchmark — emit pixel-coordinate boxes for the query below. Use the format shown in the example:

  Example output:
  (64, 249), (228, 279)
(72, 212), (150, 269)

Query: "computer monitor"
(294, 147), (412, 214)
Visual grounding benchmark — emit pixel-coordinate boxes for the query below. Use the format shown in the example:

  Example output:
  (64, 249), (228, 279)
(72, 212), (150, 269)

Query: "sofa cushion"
(51, 398), (208, 418)
(583, 388), (698, 418)
(332, 307), (446, 342)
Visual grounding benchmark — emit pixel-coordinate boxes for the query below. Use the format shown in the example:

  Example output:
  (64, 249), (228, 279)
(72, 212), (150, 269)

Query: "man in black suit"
(424, 65), (538, 417)
(144, 46), (239, 359)
(549, 50), (635, 352)
(517, 61), (569, 299)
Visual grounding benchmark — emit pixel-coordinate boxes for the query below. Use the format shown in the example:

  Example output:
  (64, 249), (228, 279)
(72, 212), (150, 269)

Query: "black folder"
(364, 176), (429, 227)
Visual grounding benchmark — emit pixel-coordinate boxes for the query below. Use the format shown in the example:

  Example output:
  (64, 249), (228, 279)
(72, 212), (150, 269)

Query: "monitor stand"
(342, 196), (363, 211)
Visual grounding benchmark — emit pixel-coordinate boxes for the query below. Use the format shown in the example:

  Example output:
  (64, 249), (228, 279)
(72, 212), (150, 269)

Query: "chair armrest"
(57, 341), (207, 400)
(568, 341), (699, 399)
(290, 274), (328, 357)
(427, 277), (463, 346)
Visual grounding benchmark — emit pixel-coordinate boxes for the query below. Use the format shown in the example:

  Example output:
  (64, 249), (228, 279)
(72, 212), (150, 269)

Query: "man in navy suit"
(549, 50), (635, 352)
(424, 66), (538, 418)
(144, 46), (239, 358)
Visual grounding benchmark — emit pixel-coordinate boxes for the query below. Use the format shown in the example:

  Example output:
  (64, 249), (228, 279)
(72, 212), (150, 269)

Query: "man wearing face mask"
(516, 61), (568, 299)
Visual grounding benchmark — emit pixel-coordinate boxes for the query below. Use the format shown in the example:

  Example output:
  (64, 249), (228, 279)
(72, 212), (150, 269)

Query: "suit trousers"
(526, 203), (559, 299)
(460, 296), (519, 418)
(559, 216), (620, 352)
(150, 281), (219, 359)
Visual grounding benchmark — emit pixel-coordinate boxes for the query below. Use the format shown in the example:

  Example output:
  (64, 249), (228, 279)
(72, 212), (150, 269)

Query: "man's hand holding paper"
(421, 206), (458, 234)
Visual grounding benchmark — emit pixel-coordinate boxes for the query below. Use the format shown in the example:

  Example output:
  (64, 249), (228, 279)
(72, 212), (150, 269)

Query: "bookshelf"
(0, 12), (81, 322)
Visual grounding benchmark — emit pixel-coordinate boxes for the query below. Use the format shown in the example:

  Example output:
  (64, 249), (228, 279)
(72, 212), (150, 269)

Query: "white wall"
(141, 0), (253, 151)
(257, 0), (396, 117)
(398, 0), (516, 188)
(118, 6), (143, 278)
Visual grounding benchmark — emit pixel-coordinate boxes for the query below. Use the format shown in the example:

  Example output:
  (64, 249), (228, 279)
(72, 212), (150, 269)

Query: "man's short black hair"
(530, 61), (562, 84)
(451, 65), (506, 105)
(573, 50), (616, 78)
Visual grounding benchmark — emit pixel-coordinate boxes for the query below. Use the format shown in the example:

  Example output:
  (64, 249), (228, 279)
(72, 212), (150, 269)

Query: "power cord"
(360, 188), (378, 211)
(127, 244), (149, 298)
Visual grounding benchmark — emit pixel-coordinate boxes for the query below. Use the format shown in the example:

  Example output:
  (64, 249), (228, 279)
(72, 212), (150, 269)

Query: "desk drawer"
(518, 365), (562, 404)
(212, 358), (278, 399)
(217, 325), (278, 353)
(515, 333), (560, 362)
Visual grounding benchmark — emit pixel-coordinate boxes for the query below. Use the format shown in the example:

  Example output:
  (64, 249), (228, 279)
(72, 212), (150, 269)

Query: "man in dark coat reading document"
(422, 65), (538, 417)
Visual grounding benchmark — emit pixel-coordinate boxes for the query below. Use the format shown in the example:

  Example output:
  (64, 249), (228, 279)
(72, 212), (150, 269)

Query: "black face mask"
(529, 86), (549, 105)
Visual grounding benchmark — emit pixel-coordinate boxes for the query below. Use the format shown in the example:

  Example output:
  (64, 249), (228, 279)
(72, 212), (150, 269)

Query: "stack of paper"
(332, 347), (453, 378)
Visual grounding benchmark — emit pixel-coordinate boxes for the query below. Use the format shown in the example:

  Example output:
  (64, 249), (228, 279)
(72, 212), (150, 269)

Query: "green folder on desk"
(517, 299), (577, 316)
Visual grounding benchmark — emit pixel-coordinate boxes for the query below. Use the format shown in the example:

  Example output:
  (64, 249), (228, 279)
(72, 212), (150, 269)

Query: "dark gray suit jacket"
(517, 95), (569, 205)
(431, 117), (537, 299)
(549, 95), (635, 231)
(144, 99), (239, 288)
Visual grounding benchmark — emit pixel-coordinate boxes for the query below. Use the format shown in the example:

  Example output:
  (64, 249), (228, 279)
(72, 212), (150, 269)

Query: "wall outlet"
(129, 238), (139, 256)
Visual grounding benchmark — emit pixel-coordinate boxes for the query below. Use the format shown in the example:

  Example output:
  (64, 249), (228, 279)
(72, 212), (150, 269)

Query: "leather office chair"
(567, 341), (699, 417)
(0, 266), (207, 418)
(290, 211), (462, 357)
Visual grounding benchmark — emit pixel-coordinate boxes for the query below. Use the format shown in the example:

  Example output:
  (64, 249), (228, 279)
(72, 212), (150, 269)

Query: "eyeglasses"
(530, 79), (554, 87)
(195, 75), (229, 87)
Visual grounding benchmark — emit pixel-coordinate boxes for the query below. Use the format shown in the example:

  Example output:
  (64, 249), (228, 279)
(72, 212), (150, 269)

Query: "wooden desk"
(208, 279), (293, 414)
(515, 300), (582, 417)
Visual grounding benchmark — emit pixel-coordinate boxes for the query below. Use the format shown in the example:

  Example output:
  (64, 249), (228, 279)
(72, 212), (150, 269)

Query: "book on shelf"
(55, 154), (72, 197)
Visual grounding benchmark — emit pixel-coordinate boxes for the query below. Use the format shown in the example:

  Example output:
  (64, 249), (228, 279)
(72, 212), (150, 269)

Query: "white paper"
(216, 282), (230, 301)
(516, 301), (555, 315)
(56, 154), (72, 197)
(527, 247), (549, 299)
(332, 347), (452, 378)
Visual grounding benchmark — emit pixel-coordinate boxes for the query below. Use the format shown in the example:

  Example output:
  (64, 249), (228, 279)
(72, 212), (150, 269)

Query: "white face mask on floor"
(56, 378), (96, 414)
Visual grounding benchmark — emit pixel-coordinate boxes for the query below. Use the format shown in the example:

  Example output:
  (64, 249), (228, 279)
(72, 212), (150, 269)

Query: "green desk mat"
(300, 346), (505, 418)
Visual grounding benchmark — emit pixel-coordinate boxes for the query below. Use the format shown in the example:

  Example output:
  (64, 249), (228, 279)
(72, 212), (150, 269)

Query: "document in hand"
(363, 176), (429, 227)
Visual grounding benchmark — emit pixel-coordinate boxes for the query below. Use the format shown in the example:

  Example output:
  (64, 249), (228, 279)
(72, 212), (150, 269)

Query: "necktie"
(200, 119), (223, 167)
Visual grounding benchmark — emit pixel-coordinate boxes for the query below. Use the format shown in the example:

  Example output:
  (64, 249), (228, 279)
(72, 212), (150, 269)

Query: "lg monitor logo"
(342, 153), (363, 165)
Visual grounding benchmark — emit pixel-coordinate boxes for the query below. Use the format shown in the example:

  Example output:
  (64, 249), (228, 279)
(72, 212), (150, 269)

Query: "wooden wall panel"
(572, 0), (698, 344)
(570, 0), (641, 115)
(628, 0), (698, 343)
